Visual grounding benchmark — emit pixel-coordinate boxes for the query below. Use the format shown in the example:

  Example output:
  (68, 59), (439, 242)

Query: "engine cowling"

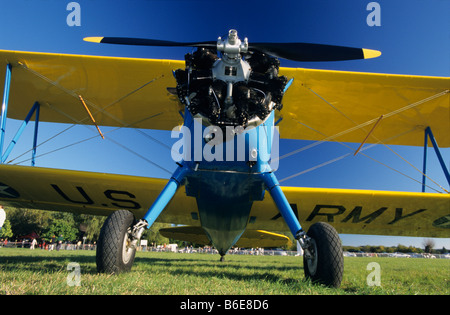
(174, 30), (287, 131)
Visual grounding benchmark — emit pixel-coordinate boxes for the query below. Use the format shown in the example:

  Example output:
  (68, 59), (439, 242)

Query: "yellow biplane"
(0, 30), (448, 287)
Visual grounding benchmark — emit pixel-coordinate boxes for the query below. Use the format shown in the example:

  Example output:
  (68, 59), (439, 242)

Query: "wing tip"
(83, 37), (104, 43)
(363, 48), (382, 59)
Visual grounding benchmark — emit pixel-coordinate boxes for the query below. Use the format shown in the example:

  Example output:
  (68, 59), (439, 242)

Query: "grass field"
(0, 248), (448, 295)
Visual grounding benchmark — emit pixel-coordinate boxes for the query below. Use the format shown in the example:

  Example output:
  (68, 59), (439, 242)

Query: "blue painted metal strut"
(142, 163), (190, 228)
(1, 102), (40, 164)
(31, 102), (40, 166)
(0, 63), (41, 166)
(0, 64), (12, 157)
(260, 171), (303, 237)
(422, 127), (450, 192)
(422, 129), (429, 192)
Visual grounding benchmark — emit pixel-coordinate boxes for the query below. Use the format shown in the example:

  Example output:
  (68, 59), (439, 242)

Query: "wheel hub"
(304, 239), (318, 275)
(122, 229), (134, 264)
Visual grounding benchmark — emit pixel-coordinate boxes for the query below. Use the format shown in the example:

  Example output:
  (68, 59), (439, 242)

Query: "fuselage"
(176, 109), (277, 255)
(168, 30), (287, 254)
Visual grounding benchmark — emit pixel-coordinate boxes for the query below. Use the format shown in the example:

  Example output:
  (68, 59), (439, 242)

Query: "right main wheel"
(303, 222), (343, 288)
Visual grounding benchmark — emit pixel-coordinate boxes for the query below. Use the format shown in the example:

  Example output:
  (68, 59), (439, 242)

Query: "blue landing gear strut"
(261, 171), (344, 288)
(141, 164), (189, 228)
(260, 172), (304, 239)
(96, 163), (190, 274)
(130, 163), (190, 244)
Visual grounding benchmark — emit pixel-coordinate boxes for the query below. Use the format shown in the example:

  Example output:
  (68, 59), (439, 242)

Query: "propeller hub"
(216, 29), (248, 59)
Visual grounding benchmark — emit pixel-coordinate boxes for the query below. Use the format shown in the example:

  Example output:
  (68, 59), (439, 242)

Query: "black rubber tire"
(96, 210), (137, 274)
(303, 222), (343, 288)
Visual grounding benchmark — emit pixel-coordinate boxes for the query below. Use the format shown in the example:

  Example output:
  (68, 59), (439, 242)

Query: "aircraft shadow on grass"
(3, 254), (303, 286)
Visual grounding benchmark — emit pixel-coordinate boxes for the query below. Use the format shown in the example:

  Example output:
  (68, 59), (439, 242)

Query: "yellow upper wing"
(1, 49), (448, 146)
(279, 68), (450, 147)
(0, 49), (184, 130)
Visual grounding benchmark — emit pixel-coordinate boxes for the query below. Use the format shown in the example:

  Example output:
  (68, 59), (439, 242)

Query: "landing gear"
(96, 210), (145, 274)
(301, 222), (343, 288)
(261, 172), (344, 288)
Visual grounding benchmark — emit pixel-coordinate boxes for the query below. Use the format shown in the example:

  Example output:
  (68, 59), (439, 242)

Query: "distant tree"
(143, 222), (171, 246)
(396, 244), (409, 253)
(42, 212), (78, 242)
(343, 246), (360, 252)
(423, 239), (435, 253)
(7, 208), (52, 238)
(75, 214), (106, 242)
(0, 220), (13, 239)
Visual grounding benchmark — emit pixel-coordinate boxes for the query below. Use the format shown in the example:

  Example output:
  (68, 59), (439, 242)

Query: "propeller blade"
(84, 36), (216, 48)
(249, 42), (381, 61)
(84, 37), (381, 62)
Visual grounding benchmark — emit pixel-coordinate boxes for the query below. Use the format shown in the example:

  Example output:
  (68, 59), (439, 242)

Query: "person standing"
(56, 235), (63, 251)
(30, 238), (37, 250)
(49, 235), (56, 251)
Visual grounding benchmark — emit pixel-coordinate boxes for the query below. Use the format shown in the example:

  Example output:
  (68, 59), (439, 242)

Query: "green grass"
(0, 248), (448, 295)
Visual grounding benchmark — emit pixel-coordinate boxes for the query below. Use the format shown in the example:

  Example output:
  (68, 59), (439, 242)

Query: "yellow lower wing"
(1, 164), (448, 238)
(0, 164), (198, 226)
(250, 186), (449, 238)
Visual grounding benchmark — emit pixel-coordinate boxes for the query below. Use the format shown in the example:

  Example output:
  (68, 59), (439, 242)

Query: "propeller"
(248, 42), (381, 61)
(84, 37), (216, 49)
(84, 34), (381, 62)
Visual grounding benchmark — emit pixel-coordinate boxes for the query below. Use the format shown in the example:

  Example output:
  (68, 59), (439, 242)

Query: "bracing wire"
(10, 63), (450, 191)
(10, 64), (174, 173)
(278, 88), (449, 192)
(12, 118), (173, 175)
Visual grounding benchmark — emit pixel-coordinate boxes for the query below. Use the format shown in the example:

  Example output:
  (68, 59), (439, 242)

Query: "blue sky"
(0, 0), (449, 248)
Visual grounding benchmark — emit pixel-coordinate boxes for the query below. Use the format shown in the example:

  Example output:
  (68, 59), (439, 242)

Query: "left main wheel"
(96, 210), (137, 274)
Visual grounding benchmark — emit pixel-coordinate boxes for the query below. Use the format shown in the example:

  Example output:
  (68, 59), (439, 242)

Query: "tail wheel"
(96, 210), (137, 274)
(303, 222), (343, 288)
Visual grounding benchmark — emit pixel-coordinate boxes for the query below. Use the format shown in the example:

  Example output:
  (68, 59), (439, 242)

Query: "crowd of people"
(0, 236), (97, 251)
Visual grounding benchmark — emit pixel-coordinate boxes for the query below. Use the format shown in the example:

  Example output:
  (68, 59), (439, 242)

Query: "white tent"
(0, 207), (5, 229)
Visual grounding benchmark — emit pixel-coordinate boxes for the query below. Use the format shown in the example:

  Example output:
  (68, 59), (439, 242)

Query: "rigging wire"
(277, 89), (449, 193)
(9, 63), (450, 191)
(277, 89), (448, 161)
(12, 120), (173, 175)
(10, 64), (174, 173)
(278, 136), (445, 194)
(6, 123), (77, 163)
(306, 86), (448, 189)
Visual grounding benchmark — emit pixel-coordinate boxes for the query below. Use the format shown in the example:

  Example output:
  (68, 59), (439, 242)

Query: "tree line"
(0, 207), (171, 245)
(343, 244), (448, 255)
(1, 206), (446, 254)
